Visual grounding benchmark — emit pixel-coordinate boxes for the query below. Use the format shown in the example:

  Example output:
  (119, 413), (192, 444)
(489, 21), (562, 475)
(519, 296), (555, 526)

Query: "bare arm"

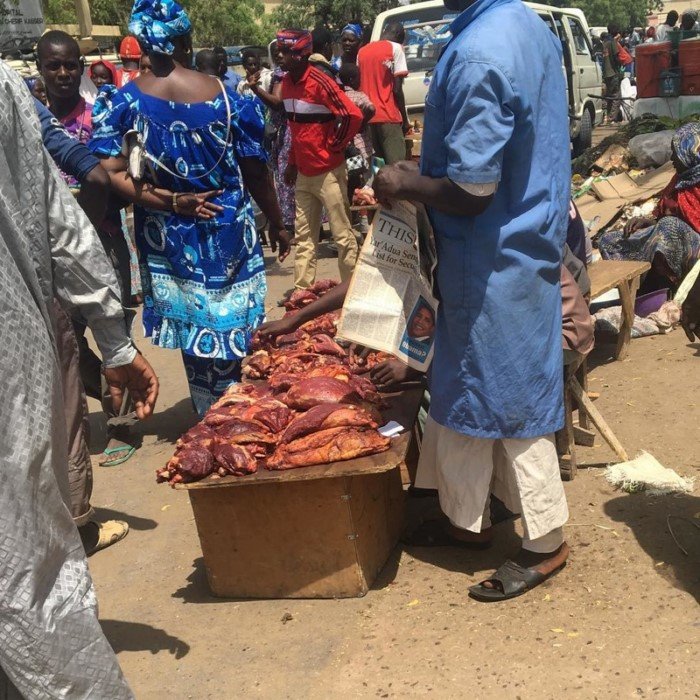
(250, 76), (284, 111)
(98, 155), (223, 219)
(257, 280), (350, 339)
(374, 161), (492, 218)
(76, 164), (110, 227)
(393, 76), (410, 133)
(239, 156), (291, 260)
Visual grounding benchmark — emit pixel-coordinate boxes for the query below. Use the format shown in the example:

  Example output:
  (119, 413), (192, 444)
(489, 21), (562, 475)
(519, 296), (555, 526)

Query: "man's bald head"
(382, 22), (405, 44)
(195, 48), (219, 76)
(36, 30), (80, 62)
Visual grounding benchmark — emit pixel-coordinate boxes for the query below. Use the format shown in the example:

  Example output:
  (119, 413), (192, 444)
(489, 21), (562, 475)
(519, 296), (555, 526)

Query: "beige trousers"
(416, 415), (569, 547)
(294, 164), (359, 289)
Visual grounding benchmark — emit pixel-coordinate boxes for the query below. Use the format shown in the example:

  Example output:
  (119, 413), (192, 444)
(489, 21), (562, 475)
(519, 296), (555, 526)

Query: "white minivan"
(370, 1), (603, 155)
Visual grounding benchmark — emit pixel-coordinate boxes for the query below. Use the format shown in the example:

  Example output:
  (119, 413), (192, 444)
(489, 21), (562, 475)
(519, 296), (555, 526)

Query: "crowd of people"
(596, 12), (700, 124)
(592, 16), (700, 294)
(2, 0), (700, 695)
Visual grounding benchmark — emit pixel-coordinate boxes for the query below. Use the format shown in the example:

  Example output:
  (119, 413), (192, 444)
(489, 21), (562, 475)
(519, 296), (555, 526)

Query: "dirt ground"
(87, 245), (700, 699)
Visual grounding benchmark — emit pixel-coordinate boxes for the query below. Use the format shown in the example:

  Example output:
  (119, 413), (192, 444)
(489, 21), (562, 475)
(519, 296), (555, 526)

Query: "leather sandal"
(83, 520), (129, 556)
(468, 559), (566, 602)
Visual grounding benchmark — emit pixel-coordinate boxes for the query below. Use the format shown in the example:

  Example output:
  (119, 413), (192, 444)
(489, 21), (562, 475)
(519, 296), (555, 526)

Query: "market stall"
(178, 388), (424, 599)
(158, 279), (427, 599)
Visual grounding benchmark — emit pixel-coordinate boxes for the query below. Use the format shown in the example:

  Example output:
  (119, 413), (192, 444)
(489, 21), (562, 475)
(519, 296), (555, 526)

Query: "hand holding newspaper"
(337, 200), (438, 372)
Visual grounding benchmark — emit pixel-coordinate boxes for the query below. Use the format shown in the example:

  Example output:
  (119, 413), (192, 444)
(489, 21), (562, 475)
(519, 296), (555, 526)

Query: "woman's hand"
(175, 190), (224, 219)
(370, 359), (420, 388)
(284, 164), (298, 186)
(348, 343), (371, 365)
(623, 216), (655, 237)
(256, 315), (299, 341)
(247, 70), (261, 89)
(269, 224), (292, 262)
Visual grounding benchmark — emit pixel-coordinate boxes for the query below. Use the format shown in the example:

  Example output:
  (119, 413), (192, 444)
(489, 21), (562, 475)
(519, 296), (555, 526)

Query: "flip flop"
(84, 520), (129, 556)
(99, 444), (136, 467)
(468, 559), (567, 602)
(402, 519), (493, 550)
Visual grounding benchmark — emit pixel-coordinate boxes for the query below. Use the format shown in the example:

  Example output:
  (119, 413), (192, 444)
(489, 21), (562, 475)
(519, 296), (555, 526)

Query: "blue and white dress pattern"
(90, 82), (267, 411)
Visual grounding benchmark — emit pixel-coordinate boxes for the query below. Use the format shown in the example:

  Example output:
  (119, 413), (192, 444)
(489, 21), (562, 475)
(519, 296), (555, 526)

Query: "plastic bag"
(628, 130), (675, 168)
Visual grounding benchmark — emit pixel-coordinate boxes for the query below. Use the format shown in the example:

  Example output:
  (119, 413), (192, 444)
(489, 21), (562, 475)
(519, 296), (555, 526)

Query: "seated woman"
(598, 122), (700, 291)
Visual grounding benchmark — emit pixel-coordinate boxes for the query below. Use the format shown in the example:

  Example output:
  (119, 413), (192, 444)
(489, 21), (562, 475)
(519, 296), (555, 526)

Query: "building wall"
(648, 0), (696, 27)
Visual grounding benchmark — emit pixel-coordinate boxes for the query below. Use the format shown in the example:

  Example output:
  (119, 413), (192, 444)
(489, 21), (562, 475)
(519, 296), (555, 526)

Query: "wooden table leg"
(569, 377), (629, 462)
(557, 364), (577, 481)
(615, 277), (640, 360)
(577, 356), (590, 430)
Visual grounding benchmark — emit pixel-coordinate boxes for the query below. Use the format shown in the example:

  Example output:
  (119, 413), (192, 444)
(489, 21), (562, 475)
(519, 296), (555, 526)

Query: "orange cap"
(119, 36), (142, 59)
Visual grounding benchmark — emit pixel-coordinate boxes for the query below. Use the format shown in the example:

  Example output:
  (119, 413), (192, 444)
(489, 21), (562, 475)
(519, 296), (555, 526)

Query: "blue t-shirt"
(35, 99), (99, 182)
(421, 0), (571, 438)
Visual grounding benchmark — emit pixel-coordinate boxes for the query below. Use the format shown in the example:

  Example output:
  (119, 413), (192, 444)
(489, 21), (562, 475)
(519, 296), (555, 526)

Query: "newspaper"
(337, 200), (438, 372)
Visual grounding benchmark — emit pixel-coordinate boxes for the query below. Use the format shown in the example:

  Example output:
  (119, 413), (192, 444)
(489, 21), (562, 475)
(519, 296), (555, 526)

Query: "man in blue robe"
(375, 0), (572, 601)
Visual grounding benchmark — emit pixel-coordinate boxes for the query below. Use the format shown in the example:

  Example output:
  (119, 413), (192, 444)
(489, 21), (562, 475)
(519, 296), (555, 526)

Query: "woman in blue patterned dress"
(90, 0), (290, 413)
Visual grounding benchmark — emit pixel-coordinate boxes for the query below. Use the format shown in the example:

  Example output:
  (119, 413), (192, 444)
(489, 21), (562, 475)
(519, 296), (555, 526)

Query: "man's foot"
(99, 436), (137, 467)
(403, 519), (493, 549)
(468, 542), (569, 602)
(79, 520), (129, 556)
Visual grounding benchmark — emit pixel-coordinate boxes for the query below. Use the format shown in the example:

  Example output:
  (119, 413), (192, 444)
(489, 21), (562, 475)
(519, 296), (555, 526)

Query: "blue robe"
(421, 0), (571, 438)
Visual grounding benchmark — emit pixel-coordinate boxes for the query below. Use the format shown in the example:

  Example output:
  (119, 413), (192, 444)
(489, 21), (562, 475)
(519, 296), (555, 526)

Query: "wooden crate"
(181, 435), (409, 599)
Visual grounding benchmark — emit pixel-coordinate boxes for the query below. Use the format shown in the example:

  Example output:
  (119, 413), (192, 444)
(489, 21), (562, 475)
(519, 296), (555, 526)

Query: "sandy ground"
(87, 245), (700, 699)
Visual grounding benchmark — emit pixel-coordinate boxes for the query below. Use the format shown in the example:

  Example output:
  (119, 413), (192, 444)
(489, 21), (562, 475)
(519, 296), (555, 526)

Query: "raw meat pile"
(157, 280), (394, 486)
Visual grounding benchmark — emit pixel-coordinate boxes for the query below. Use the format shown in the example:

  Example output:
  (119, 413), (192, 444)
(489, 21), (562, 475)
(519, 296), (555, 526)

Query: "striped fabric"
(282, 65), (363, 176)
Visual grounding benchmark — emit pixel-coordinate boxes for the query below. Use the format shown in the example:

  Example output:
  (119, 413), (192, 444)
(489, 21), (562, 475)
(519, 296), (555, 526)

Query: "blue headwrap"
(128, 0), (192, 55)
(341, 23), (363, 39)
(672, 122), (700, 191)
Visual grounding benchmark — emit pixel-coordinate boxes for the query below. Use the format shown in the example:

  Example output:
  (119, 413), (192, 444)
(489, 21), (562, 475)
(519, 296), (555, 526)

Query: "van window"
(567, 17), (592, 56)
(381, 8), (458, 74)
(538, 12), (557, 37)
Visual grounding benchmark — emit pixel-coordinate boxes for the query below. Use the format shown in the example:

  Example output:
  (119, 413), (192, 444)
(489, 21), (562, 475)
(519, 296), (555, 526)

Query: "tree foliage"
(42, 0), (274, 47)
(41, 0), (670, 49)
(270, 0), (395, 32)
(551, 0), (665, 29)
(188, 0), (271, 46)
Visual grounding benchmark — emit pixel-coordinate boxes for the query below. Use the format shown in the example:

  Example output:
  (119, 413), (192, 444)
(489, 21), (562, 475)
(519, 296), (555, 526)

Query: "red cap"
(119, 36), (142, 59)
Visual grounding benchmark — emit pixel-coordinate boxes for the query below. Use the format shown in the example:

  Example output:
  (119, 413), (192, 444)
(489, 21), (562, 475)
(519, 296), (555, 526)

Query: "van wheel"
(572, 109), (593, 158)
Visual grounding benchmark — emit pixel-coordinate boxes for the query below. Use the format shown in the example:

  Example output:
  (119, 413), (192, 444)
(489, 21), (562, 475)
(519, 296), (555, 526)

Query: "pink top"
(57, 97), (93, 187)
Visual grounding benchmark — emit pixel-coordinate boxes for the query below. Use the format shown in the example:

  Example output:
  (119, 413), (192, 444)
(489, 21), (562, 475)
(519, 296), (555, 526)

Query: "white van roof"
(375, 0), (591, 30)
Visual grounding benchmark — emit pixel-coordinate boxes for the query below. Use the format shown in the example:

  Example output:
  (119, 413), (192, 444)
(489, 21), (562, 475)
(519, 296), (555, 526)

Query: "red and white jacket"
(281, 65), (363, 177)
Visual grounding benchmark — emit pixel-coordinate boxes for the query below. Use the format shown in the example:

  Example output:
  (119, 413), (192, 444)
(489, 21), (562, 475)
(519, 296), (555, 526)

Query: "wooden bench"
(588, 259), (651, 360)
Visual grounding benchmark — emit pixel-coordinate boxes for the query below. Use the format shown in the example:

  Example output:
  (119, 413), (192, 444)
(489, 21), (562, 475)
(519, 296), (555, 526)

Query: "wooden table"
(177, 388), (424, 599)
(589, 259), (651, 360)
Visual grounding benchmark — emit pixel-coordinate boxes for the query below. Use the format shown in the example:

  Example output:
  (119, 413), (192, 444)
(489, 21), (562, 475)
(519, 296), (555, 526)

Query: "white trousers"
(416, 415), (569, 550)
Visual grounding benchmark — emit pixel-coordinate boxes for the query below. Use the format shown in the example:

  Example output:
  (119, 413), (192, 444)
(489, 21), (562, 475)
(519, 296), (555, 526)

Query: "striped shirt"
(282, 64), (363, 176)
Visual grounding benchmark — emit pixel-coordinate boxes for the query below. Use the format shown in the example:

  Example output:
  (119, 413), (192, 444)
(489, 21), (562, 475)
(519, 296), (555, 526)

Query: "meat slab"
(280, 403), (379, 445)
(267, 427), (391, 469)
(283, 377), (362, 411)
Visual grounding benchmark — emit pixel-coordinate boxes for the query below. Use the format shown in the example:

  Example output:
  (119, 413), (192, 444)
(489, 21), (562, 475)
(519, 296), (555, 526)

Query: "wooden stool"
(557, 353), (629, 480)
